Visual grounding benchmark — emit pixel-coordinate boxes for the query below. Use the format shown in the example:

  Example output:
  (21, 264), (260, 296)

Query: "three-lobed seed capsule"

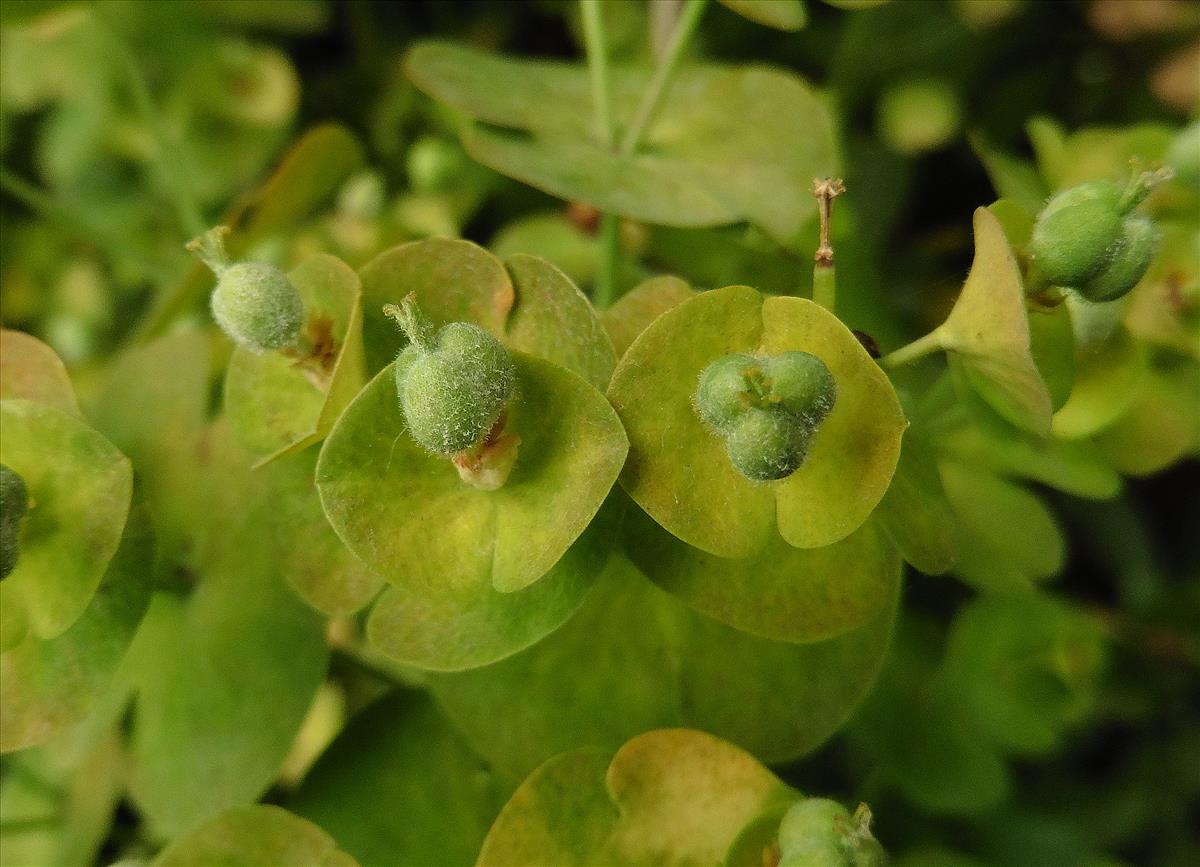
(694, 350), (836, 482)
(1029, 172), (1166, 303)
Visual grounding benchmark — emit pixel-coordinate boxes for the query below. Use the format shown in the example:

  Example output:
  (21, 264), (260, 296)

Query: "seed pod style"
(778, 799), (887, 867)
(694, 353), (759, 432)
(187, 226), (304, 354)
(1078, 216), (1157, 303)
(387, 296), (516, 457)
(1, 463), (29, 580)
(1029, 181), (1125, 287)
(694, 350), (837, 483)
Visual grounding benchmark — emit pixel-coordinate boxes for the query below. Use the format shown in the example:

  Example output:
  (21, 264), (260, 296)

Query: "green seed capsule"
(778, 799), (887, 867)
(725, 409), (810, 482)
(388, 297), (516, 456)
(1029, 181), (1124, 287)
(763, 351), (837, 425)
(694, 354), (759, 432)
(1078, 216), (1157, 303)
(187, 226), (305, 354)
(1, 463), (29, 580)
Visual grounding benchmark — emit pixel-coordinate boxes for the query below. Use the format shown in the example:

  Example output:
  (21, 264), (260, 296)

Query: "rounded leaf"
(625, 506), (900, 643)
(607, 286), (905, 556)
(150, 805), (357, 867)
(0, 400), (132, 646)
(0, 329), (80, 416)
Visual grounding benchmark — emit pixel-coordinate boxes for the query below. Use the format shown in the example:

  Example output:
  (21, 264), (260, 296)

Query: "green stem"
(879, 328), (945, 369)
(580, 0), (615, 150)
(580, 0), (620, 307)
(594, 213), (621, 309)
(812, 263), (836, 314)
(96, 14), (205, 239)
(619, 0), (708, 155)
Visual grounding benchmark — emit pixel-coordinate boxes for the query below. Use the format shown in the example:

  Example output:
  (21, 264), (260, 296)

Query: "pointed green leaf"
(0, 506), (152, 753)
(407, 42), (837, 245)
(477, 730), (797, 867)
(150, 805), (357, 867)
(225, 253), (366, 466)
(941, 208), (1053, 436)
(0, 400), (132, 646)
(290, 691), (504, 867)
(608, 286), (905, 556)
(625, 506), (900, 643)
(430, 554), (899, 779)
(0, 329), (80, 416)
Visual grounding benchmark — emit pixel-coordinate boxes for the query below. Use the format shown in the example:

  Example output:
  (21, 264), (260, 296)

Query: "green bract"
(188, 226), (305, 353)
(0, 400), (132, 651)
(608, 285), (905, 555)
(0, 464), (28, 580)
(387, 296), (517, 459)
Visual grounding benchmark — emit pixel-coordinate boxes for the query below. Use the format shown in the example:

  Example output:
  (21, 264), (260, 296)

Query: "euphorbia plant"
(0, 1), (1197, 866)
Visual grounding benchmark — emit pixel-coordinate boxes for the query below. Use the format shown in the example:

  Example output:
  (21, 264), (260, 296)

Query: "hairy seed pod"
(1029, 181), (1125, 287)
(1, 463), (29, 580)
(694, 354), (759, 432)
(388, 297), (516, 457)
(725, 409), (811, 482)
(1078, 216), (1157, 303)
(187, 226), (305, 354)
(778, 799), (887, 867)
(763, 351), (837, 425)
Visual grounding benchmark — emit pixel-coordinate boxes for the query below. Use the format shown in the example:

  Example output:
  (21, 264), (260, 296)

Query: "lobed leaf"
(607, 285), (905, 556)
(0, 399), (132, 648)
(429, 554), (899, 779)
(406, 42), (837, 245)
(316, 354), (627, 670)
(476, 729), (797, 867)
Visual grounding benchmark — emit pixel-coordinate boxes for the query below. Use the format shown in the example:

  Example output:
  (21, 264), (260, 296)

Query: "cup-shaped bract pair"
(0, 464), (28, 579)
(695, 351), (836, 482)
(188, 226), (305, 354)
(777, 799), (887, 867)
(1030, 174), (1165, 303)
(608, 285), (906, 558)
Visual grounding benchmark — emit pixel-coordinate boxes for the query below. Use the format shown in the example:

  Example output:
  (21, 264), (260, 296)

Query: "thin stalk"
(580, 0), (620, 307)
(812, 264), (837, 313)
(810, 178), (845, 313)
(581, 0), (615, 150)
(594, 213), (621, 308)
(96, 14), (205, 238)
(619, 0), (709, 155)
(879, 328), (945, 369)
